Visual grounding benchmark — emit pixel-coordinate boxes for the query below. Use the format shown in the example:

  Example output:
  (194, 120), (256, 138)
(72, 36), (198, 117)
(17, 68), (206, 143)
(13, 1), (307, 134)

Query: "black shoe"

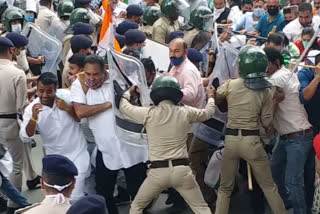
(114, 192), (131, 206)
(26, 175), (41, 190)
(6, 207), (20, 214)
(0, 197), (7, 212)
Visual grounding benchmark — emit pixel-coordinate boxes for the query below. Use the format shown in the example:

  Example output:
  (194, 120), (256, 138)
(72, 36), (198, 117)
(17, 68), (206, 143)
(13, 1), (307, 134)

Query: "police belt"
(225, 128), (260, 136)
(115, 116), (146, 134)
(0, 113), (18, 119)
(147, 159), (190, 169)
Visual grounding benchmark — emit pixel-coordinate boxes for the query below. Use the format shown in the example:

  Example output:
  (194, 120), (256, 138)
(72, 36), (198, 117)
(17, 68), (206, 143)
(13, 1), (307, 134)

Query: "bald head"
(267, 0), (280, 7)
(169, 38), (188, 65)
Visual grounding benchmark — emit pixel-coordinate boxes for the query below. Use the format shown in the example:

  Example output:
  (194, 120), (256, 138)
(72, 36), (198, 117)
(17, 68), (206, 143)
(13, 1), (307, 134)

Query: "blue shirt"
(298, 68), (320, 133)
(255, 13), (285, 38)
(234, 12), (257, 31)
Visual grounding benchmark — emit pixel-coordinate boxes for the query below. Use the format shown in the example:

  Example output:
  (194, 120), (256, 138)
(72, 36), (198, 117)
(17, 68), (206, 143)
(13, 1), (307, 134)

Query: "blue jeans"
(0, 174), (30, 208)
(271, 133), (314, 214)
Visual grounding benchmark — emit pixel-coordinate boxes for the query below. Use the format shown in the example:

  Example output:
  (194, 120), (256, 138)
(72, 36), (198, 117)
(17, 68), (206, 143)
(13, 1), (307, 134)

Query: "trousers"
(0, 120), (37, 208)
(130, 164), (211, 214)
(215, 135), (286, 214)
(95, 150), (147, 214)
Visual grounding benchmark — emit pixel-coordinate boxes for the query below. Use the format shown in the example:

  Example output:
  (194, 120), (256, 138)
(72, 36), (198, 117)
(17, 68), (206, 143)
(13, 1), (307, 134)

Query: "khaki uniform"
(35, 6), (59, 31)
(16, 197), (71, 214)
(183, 28), (200, 48)
(62, 34), (73, 65)
(214, 79), (286, 214)
(140, 25), (153, 39)
(119, 91), (216, 214)
(152, 16), (180, 44)
(0, 59), (37, 207)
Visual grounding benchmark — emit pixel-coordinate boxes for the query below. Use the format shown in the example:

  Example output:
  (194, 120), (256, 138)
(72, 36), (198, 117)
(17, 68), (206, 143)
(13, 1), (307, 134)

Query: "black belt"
(115, 116), (146, 134)
(280, 128), (313, 140)
(147, 159), (190, 169)
(226, 128), (260, 136)
(0, 114), (17, 119)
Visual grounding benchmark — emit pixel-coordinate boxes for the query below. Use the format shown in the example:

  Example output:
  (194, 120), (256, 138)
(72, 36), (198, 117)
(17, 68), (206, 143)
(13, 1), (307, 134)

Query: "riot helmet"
(161, 0), (189, 21)
(58, 0), (74, 20)
(238, 45), (272, 90)
(2, 6), (25, 32)
(189, 6), (213, 31)
(142, 6), (160, 26)
(150, 76), (183, 105)
(65, 7), (89, 33)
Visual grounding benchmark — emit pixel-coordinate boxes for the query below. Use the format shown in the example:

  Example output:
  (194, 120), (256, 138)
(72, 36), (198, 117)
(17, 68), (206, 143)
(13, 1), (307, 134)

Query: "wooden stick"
(289, 62), (318, 70)
(247, 162), (253, 191)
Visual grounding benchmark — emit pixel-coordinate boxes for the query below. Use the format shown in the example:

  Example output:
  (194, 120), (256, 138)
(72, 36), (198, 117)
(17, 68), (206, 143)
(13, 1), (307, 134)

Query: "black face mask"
(285, 20), (292, 25)
(267, 7), (279, 16)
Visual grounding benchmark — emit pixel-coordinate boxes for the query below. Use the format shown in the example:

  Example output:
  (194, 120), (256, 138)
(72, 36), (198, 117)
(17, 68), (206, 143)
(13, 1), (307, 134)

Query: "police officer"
(66, 195), (107, 214)
(63, 8), (90, 63)
(0, 37), (38, 213)
(126, 4), (144, 25)
(35, 0), (59, 31)
(117, 76), (215, 214)
(184, 6), (213, 48)
(16, 154), (78, 214)
(141, 6), (160, 38)
(116, 20), (139, 35)
(187, 48), (203, 69)
(214, 46), (286, 214)
(62, 34), (93, 88)
(152, 0), (180, 44)
(1, 6), (25, 34)
(73, 22), (94, 35)
(25, 0), (39, 23)
(123, 29), (146, 59)
(57, 0), (75, 26)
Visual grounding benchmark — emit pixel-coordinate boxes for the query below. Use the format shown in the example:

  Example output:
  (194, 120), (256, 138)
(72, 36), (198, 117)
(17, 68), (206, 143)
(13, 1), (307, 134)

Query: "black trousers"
(95, 150), (147, 214)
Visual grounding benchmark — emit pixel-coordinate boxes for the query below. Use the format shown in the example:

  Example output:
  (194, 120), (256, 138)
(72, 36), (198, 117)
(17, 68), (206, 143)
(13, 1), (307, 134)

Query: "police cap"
(6, 32), (28, 47)
(42, 154), (78, 177)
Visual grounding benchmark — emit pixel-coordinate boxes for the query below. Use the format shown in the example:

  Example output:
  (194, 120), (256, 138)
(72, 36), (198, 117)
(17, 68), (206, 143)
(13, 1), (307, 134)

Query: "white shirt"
(283, 16), (320, 42)
(229, 5), (243, 24)
(269, 67), (312, 135)
(19, 96), (90, 174)
(70, 79), (148, 170)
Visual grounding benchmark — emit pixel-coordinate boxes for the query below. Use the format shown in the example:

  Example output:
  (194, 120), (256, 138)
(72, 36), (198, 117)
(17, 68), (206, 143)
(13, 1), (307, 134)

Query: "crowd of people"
(0, 0), (320, 213)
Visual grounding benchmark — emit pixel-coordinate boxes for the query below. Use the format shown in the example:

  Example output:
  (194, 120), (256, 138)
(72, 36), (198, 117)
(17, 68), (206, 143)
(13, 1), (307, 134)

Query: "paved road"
(4, 136), (293, 214)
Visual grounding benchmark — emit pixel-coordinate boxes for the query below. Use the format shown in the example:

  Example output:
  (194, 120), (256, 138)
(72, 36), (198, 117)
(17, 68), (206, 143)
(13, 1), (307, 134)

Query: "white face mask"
(214, 7), (225, 21)
(11, 24), (22, 33)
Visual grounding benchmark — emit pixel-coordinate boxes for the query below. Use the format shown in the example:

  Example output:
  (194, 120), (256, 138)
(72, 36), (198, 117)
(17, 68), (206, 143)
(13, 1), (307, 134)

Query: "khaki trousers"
(187, 134), (216, 206)
(130, 165), (211, 214)
(215, 135), (286, 214)
(0, 119), (37, 207)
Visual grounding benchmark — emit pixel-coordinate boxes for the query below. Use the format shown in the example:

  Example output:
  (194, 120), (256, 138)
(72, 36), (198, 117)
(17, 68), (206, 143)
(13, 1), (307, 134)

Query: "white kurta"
(19, 95), (90, 201)
(70, 79), (148, 170)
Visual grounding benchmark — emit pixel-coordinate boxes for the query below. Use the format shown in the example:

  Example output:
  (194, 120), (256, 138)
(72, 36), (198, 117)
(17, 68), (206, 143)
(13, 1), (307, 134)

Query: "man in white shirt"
(264, 47), (314, 214)
(19, 72), (90, 203)
(71, 55), (148, 214)
(283, 2), (320, 42)
(35, 0), (59, 31)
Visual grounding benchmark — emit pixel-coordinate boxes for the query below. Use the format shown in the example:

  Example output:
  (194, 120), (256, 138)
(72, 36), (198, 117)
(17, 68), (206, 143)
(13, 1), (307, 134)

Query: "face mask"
(267, 7), (279, 16)
(85, 74), (107, 90)
(11, 24), (22, 33)
(302, 41), (309, 49)
(25, 14), (35, 22)
(285, 20), (292, 25)
(253, 8), (265, 18)
(170, 56), (185, 66)
(214, 7), (225, 14)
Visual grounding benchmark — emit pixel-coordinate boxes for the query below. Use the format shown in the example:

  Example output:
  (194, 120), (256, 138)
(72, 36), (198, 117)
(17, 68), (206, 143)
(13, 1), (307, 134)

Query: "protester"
(249, 0), (285, 37)
(265, 47), (314, 214)
(284, 3), (320, 42)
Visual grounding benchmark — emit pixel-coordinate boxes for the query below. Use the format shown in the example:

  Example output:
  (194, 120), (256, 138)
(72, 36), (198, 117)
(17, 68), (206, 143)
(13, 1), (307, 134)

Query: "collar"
(267, 13), (280, 23)
(0, 59), (14, 65)
(158, 100), (175, 106)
